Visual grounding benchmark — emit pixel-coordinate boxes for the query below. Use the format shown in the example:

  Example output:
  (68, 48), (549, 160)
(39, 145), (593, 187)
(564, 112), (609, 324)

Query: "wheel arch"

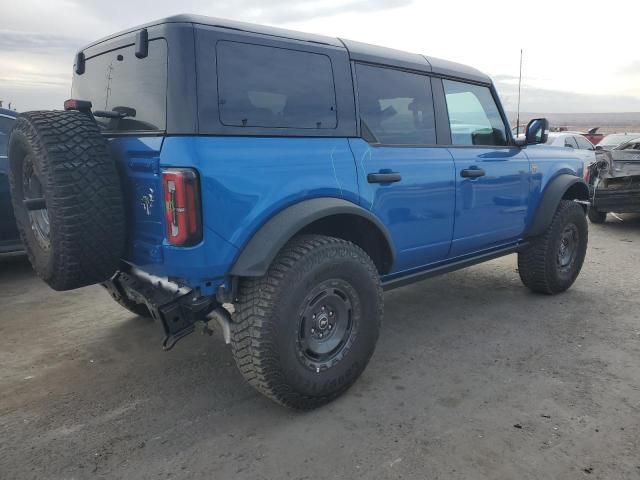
(526, 174), (589, 238)
(230, 198), (395, 277)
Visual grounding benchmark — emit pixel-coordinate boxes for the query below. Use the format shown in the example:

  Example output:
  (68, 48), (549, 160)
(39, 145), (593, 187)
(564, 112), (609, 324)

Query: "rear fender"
(230, 198), (395, 277)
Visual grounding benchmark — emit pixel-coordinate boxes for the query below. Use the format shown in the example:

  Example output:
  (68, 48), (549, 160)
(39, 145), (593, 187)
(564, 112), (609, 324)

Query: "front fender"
(526, 174), (588, 237)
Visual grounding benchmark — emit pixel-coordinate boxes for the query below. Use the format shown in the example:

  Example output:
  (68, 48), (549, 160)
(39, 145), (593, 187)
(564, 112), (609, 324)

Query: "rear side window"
(355, 64), (435, 145)
(71, 39), (168, 133)
(443, 80), (507, 146)
(216, 41), (337, 129)
(0, 116), (14, 156)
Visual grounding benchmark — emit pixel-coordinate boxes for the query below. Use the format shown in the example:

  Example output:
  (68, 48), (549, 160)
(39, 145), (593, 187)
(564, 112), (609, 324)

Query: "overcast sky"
(1, 0), (639, 113)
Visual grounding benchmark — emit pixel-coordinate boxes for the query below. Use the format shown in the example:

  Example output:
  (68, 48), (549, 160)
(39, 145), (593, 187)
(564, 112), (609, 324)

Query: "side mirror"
(525, 118), (549, 145)
(595, 145), (603, 151)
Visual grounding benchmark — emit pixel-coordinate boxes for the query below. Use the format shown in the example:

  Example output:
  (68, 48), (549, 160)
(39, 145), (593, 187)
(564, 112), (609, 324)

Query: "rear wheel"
(588, 207), (607, 224)
(518, 200), (588, 294)
(231, 235), (383, 410)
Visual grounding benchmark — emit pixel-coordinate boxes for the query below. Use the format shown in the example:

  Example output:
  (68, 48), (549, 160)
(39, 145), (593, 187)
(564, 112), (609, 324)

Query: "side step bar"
(382, 243), (527, 291)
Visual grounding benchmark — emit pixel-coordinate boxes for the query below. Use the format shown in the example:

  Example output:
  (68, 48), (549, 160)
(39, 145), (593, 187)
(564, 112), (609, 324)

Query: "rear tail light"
(162, 168), (202, 246)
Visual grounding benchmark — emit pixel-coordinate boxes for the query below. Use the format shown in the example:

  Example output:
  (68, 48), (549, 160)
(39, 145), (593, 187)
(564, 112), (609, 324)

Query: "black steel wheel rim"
(296, 279), (359, 371)
(557, 223), (578, 271)
(22, 156), (50, 250)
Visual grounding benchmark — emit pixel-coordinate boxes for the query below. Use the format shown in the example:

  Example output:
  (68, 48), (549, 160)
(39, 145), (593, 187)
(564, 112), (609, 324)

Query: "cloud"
(495, 78), (640, 113)
(0, 30), (81, 53)
(619, 61), (640, 75)
(66, 0), (413, 27)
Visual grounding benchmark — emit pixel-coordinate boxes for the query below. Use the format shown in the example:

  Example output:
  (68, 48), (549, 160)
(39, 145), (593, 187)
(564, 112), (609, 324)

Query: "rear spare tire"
(8, 110), (126, 291)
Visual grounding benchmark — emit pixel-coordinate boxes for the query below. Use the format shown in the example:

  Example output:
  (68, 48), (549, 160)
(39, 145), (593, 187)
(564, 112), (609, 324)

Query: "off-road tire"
(587, 207), (607, 224)
(518, 200), (588, 294)
(8, 111), (126, 291)
(231, 235), (383, 410)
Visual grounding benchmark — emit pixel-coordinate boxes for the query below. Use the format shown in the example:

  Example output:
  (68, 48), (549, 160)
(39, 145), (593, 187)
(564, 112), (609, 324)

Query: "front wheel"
(231, 235), (383, 410)
(518, 200), (588, 294)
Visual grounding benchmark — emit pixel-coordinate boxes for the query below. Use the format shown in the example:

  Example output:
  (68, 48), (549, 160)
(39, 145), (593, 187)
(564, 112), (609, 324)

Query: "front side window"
(574, 135), (593, 150)
(355, 64), (435, 145)
(564, 137), (578, 148)
(217, 41), (337, 129)
(443, 80), (507, 146)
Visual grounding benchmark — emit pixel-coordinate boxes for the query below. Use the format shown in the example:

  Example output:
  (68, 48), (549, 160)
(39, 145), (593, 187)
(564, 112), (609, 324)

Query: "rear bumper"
(107, 267), (221, 350)
(592, 186), (640, 213)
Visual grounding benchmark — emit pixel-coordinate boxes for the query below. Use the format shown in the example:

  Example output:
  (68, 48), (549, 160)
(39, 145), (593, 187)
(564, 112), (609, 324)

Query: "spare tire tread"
(8, 110), (126, 290)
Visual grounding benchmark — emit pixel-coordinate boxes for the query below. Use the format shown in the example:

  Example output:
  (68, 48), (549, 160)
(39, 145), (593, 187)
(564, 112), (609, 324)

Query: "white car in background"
(544, 132), (597, 166)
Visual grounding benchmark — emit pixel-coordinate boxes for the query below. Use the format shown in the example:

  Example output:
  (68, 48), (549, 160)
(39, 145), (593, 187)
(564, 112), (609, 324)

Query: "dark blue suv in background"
(0, 108), (22, 255)
(7, 16), (590, 409)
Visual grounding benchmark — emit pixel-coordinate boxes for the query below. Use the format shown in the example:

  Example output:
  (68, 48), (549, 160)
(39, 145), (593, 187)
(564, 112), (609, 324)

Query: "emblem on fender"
(141, 188), (154, 216)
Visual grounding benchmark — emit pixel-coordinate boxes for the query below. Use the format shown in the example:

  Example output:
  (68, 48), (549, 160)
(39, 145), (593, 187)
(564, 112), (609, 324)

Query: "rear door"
(441, 79), (530, 257)
(349, 63), (455, 272)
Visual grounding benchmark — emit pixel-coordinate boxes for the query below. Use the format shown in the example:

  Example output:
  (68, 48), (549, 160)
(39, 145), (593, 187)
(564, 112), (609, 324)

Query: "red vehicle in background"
(548, 126), (604, 145)
(583, 127), (604, 145)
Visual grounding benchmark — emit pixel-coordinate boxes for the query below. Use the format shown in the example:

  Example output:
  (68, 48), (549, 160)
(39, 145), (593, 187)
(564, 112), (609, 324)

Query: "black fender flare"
(230, 198), (395, 277)
(526, 174), (589, 237)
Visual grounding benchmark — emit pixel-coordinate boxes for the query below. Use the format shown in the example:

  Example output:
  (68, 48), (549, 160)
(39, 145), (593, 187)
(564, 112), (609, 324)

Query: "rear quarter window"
(216, 41), (337, 129)
(71, 39), (168, 133)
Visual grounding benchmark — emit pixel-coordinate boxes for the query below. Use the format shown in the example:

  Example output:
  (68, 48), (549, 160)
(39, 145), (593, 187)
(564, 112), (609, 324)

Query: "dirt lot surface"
(1, 215), (639, 480)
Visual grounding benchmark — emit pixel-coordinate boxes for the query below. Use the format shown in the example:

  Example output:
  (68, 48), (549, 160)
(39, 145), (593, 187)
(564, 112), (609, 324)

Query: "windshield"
(616, 137), (640, 150)
(71, 39), (168, 133)
(600, 133), (640, 147)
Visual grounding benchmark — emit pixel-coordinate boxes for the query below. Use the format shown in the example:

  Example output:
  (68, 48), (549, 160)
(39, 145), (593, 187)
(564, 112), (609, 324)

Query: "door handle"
(460, 168), (486, 178)
(367, 172), (402, 183)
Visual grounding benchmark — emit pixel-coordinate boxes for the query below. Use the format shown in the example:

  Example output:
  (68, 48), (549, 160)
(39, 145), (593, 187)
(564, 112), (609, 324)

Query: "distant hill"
(507, 112), (640, 133)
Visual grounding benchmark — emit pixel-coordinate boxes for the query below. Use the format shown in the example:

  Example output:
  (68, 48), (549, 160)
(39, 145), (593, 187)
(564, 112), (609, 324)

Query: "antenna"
(516, 49), (523, 137)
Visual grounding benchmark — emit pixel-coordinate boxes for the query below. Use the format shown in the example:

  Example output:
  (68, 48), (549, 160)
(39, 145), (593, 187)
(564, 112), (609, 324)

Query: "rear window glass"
(71, 39), (167, 132)
(216, 41), (337, 129)
(355, 64), (435, 145)
(0, 116), (15, 156)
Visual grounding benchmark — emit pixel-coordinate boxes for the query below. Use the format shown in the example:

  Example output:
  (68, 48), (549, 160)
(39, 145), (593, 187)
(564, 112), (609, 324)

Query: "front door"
(441, 79), (531, 257)
(350, 63), (456, 273)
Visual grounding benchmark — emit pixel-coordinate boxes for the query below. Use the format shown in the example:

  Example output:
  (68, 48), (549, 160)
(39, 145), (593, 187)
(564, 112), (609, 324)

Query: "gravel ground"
(1, 215), (639, 480)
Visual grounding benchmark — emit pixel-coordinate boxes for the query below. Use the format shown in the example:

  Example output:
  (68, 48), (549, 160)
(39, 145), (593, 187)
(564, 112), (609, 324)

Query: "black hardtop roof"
(83, 14), (491, 84)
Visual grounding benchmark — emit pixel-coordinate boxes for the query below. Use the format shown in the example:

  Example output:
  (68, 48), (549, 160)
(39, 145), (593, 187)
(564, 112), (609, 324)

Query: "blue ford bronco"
(8, 15), (590, 409)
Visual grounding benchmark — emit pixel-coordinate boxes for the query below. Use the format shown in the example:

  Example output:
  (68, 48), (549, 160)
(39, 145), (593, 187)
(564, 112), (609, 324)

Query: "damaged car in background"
(587, 136), (640, 223)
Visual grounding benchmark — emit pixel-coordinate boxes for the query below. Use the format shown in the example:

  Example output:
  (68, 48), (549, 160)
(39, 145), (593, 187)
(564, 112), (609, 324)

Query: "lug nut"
(321, 306), (325, 311)
(329, 311), (333, 316)
(328, 324), (333, 330)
